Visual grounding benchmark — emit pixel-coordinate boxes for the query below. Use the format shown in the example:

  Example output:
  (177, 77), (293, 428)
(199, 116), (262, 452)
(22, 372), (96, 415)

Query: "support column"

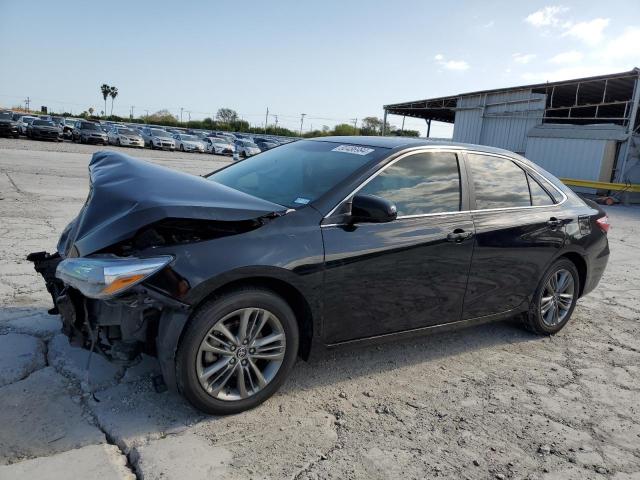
(426, 119), (431, 138)
(381, 110), (388, 136)
(618, 73), (640, 184)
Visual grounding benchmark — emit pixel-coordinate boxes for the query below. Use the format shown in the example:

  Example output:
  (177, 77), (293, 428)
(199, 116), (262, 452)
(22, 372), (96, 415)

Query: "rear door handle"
(547, 217), (562, 228)
(447, 229), (473, 243)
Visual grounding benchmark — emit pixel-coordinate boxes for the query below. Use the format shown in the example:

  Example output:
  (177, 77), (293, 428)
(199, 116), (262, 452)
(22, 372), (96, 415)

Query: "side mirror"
(350, 194), (397, 224)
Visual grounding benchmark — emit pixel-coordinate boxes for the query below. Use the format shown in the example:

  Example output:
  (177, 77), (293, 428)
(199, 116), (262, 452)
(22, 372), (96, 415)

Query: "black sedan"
(26, 119), (63, 141)
(0, 111), (20, 138)
(28, 137), (609, 414)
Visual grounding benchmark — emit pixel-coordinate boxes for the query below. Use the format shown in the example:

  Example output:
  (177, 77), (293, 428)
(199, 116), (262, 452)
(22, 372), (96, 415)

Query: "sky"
(0, 0), (639, 137)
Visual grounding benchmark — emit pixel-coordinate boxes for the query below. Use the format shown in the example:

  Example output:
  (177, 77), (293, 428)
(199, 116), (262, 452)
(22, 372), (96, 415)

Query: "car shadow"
(281, 318), (541, 394)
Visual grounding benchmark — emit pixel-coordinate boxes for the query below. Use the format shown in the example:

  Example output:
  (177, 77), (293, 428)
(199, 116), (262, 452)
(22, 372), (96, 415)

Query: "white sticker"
(331, 145), (375, 156)
(294, 197), (310, 204)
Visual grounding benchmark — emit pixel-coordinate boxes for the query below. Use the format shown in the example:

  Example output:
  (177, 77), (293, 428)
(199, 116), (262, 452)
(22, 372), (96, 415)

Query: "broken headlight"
(55, 255), (173, 299)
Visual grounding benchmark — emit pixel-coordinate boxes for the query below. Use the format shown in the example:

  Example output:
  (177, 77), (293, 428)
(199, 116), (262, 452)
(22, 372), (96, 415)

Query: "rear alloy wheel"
(522, 258), (579, 335)
(176, 288), (299, 414)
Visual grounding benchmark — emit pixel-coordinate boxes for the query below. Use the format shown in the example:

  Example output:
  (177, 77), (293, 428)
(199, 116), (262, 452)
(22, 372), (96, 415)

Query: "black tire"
(176, 288), (299, 415)
(117, 138), (121, 146)
(180, 144), (184, 151)
(522, 258), (579, 335)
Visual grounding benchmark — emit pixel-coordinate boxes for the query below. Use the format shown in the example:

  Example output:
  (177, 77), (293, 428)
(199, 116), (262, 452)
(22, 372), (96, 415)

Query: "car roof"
(309, 135), (519, 157)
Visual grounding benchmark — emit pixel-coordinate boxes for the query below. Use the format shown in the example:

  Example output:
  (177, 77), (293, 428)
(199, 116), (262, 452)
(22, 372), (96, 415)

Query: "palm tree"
(109, 86), (118, 117)
(100, 84), (110, 118)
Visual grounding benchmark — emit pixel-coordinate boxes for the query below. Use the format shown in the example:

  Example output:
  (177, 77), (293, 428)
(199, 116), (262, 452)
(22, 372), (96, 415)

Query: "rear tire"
(176, 288), (299, 415)
(521, 258), (579, 335)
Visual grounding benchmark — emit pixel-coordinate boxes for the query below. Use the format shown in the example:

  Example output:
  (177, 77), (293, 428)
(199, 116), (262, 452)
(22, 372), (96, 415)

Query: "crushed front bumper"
(27, 250), (191, 370)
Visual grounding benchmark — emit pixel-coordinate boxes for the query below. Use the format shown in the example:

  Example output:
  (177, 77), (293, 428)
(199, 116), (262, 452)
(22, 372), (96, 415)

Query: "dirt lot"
(0, 138), (639, 480)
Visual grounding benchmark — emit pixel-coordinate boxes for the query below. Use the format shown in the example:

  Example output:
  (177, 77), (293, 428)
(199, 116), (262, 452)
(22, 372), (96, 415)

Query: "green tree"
(109, 86), (118, 116)
(148, 109), (178, 125)
(360, 116), (382, 135)
(332, 123), (357, 136)
(216, 108), (238, 125)
(100, 84), (111, 118)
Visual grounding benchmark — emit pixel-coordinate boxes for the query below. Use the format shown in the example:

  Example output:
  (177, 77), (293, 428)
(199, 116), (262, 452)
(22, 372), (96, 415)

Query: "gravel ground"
(0, 137), (639, 479)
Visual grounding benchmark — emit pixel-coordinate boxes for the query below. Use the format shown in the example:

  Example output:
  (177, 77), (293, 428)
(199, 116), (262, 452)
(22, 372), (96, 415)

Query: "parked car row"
(0, 110), (296, 159)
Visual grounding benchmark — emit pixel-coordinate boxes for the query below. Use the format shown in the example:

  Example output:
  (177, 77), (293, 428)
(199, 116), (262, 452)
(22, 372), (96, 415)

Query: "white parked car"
(234, 139), (261, 158)
(172, 134), (205, 153)
(202, 136), (235, 155)
(108, 127), (145, 148)
(141, 128), (175, 150)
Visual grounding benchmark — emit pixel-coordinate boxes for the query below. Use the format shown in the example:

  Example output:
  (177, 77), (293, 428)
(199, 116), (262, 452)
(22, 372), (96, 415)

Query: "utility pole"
(130, 106), (135, 120)
(145, 110), (149, 119)
(274, 115), (278, 129)
(187, 111), (191, 123)
(24, 97), (30, 113)
(264, 107), (269, 133)
(352, 118), (358, 132)
(300, 113), (306, 136)
(401, 115), (405, 133)
(180, 107), (184, 124)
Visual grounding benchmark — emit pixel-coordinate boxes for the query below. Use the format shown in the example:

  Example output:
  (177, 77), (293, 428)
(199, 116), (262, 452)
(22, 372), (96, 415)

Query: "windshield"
(211, 138), (227, 144)
(209, 140), (387, 208)
(151, 129), (171, 138)
(33, 120), (55, 126)
(181, 135), (199, 141)
(0, 113), (12, 120)
(118, 128), (137, 135)
(65, 119), (75, 125)
(81, 122), (100, 130)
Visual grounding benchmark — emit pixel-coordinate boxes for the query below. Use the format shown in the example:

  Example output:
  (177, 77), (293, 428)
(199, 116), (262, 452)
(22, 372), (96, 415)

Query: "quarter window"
(358, 152), (461, 216)
(467, 154), (530, 209)
(527, 173), (555, 206)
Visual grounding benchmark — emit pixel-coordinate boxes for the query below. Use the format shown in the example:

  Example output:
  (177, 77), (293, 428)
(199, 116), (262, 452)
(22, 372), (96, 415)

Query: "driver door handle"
(447, 229), (473, 243)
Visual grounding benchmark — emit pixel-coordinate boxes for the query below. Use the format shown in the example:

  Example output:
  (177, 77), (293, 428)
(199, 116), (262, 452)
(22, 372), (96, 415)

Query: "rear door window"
(467, 153), (531, 209)
(358, 152), (461, 216)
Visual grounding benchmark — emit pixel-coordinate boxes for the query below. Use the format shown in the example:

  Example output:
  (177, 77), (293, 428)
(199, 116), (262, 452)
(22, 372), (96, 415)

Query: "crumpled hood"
(61, 151), (287, 256)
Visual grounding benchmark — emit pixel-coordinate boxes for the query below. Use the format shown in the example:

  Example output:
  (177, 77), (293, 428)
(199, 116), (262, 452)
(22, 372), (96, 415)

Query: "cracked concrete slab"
(0, 367), (105, 465)
(131, 432), (231, 480)
(0, 444), (135, 480)
(89, 379), (202, 453)
(0, 310), (61, 338)
(48, 334), (124, 391)
(0, 333), (45, 386)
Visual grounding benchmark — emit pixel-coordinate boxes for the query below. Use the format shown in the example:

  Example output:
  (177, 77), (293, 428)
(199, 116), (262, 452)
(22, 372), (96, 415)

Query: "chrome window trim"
(321, 146), (567, 226)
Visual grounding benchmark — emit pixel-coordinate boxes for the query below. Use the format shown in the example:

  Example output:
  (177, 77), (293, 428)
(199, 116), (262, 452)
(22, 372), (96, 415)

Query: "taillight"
(596, 215), (610, 233)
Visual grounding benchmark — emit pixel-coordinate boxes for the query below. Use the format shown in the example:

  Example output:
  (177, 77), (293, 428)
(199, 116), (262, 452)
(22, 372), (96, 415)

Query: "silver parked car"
(108, 127), (145, 148)
(17, 116), (37, 135)
(141, 128), (175, 150)
(234, 139), (261, 158)
(202, 136), (235, 155)
(172, 134), (205, 153)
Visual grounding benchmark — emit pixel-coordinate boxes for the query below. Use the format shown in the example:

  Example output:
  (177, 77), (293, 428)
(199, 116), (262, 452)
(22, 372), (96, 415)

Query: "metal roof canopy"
(384, 68), (640, 129)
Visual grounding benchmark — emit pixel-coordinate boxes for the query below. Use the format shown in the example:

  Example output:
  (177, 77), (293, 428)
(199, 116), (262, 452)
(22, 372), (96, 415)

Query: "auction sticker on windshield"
(331, 145), (375, 155)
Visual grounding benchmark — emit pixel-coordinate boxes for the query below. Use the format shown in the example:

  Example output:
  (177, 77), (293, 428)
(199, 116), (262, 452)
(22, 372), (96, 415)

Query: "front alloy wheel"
(176, 288), (299, 414)
(196, 308), (286, 400)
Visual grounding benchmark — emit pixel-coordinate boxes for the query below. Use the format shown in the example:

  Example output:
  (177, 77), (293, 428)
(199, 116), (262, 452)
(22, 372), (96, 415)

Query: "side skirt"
(323, 302), (529, 350)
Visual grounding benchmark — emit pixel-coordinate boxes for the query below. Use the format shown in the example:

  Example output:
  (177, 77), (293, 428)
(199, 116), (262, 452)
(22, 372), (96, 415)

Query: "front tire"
(176, 288), (299, 415)
(522, 258), (579, 335)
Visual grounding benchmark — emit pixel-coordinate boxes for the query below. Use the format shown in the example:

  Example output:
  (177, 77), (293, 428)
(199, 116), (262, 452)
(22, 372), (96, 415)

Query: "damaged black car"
(29, 137), (609, 414)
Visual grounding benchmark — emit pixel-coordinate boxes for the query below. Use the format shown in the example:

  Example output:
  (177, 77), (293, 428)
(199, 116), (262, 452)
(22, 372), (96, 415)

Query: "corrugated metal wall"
(452, 90), (545, 153)
(525, 137), (607, 181)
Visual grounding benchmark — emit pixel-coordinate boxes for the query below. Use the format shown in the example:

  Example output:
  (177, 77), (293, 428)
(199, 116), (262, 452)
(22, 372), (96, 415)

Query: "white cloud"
(482, 20), (495, 28)
(434, 54), (470, 71)
(562, 18), (610, 45)
(597, 26), (640, 60)
(513, 53), (537, 64)
(549, 50), (584, 64)
(525, 5), (568, 28)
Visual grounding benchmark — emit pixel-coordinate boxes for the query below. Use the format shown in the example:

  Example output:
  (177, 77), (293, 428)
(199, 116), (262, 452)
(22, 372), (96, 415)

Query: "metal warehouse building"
(383, 68), (640, 199)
